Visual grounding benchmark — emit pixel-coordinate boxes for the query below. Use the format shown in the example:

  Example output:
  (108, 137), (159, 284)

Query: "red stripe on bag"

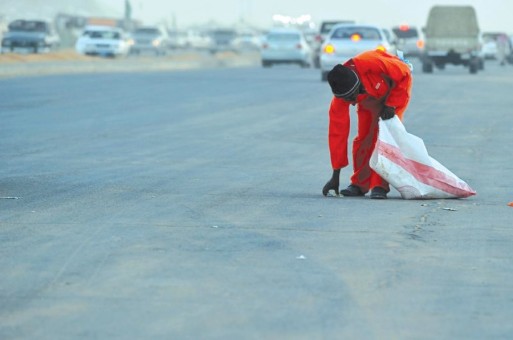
(378, 142), (476, 197)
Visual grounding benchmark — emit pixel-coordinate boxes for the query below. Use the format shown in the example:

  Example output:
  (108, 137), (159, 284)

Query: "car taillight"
(315, 35), (322, 42)
(416, 39), (424, 49)
(296, 43), (303, 49)
(323, 44), (335, 54)
(376, 45), (386, 52)
(262, 43), (268, 49)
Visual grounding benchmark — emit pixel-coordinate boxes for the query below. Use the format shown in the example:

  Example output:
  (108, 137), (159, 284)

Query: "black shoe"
(340, 184), (365, 197)
(370, 187), (387, 199)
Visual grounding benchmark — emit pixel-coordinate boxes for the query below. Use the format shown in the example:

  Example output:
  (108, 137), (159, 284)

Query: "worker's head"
(327, 64), (362, 102)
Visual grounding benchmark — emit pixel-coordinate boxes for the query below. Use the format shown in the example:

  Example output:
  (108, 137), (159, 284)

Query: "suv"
(1, 19), (60, 53)
(130, 26), (170, 56)
(313, 20), (355, 68)
(392, 25), (423, 58)
(421, 5), (484, 74)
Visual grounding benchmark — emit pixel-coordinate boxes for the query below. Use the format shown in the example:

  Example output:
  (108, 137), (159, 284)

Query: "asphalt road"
(1, 57), (513, 339)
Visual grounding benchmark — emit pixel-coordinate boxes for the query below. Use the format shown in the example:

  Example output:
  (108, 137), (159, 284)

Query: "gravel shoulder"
(0, 49), (260, 78)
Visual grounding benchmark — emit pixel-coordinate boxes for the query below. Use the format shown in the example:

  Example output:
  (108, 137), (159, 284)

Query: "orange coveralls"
(328, 49), (412, 193)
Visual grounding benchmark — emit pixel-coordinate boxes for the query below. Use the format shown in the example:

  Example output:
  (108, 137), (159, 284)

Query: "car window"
(331, 27), (382, 40)
(134, 28), (160, 35)
(320, 21), (354, 34)
(321, 23), (340, 34)
(8, 20), (48, 32)
(90, 31), (121, 40)
(392, 28), (419, 39)
(267, 33), (300, 42)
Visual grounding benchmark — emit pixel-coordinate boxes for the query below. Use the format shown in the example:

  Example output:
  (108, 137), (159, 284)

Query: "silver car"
(320, 24), (392, 81)
(392, 25), (424, 58)
(261, 28), (313, 68)
(130, 26), (170, 56)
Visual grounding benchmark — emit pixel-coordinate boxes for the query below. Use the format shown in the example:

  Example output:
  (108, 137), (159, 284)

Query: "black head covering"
(327, 64), (361, 98)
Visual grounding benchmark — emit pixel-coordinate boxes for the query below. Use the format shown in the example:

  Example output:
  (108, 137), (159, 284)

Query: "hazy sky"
(104, 0), (512, 32)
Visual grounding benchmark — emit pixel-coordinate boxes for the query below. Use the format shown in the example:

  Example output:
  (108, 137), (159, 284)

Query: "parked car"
(421, 5), (484, 74)
(391, 25), (424, 58)
(232, 32), (261, 51)
(313, 20), (355, 68)
(168, 30), (188, 49)
(320, 23), (393, 81)
(75, 25), (131, 58)
(1, 19), (60, 53)
(208, 29), (237, 53)
(183, 29), (213, 51)
(261, 27), (313, 68)
(130, 26), (170, 55)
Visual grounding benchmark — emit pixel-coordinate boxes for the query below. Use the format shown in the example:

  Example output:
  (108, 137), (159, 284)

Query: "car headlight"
(152, 39), (161, 47)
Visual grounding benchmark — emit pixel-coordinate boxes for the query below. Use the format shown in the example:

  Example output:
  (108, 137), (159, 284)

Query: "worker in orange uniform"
(322, 49), (413, 199)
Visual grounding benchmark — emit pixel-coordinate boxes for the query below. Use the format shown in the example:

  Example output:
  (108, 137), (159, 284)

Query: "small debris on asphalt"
(442, 207), (457, 211)
(296, 255), (306, 260)
(1, 196), (20, 199)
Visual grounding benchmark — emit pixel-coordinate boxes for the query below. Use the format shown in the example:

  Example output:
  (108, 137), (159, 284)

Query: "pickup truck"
(421, 5), (484, 74)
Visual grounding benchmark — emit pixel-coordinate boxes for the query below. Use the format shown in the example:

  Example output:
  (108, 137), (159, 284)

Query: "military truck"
(421, 5), (484, 74)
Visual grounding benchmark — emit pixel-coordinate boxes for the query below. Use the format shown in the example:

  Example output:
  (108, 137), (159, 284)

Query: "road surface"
(1, 57), (512, 339)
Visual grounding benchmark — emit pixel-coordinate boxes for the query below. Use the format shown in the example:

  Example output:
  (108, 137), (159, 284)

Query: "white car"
(261, 27), (313, 68)
(75, 26), (131, 58)
(391, 25), (424, 58)
(320, 24), (393, 81)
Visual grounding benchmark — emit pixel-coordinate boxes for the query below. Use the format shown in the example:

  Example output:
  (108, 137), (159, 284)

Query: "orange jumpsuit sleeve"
(328, 97), (351, 169)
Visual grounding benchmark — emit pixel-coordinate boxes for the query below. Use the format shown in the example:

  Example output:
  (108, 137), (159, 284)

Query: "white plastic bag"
(369, 116), (476, 199)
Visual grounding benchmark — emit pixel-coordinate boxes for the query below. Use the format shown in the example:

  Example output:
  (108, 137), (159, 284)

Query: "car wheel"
(478, 59), (485, 70)
(422, 61), (433, 73)
(321, 71), (328, 82)
(469, 60), (479, 74)
(262, 61), (271, 68)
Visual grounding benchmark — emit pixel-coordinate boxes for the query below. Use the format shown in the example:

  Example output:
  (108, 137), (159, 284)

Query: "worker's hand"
(380, 106), (396, 120)
(322, 169), (341, 196)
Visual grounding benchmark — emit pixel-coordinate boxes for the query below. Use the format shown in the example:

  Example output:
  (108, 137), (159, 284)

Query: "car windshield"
(8, 20), (47, 32)
(267, 33), (300, 42)
(392, 28), (419, 39)
(331, 27), (382, 40)
(87, 31), (121, 40)
(134, 28), (160, 35)
(321, 21), (354, 34)
(211, 30), (236, 40)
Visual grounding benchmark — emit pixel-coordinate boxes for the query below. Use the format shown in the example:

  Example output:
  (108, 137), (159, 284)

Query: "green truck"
(421, 5), (484, 74)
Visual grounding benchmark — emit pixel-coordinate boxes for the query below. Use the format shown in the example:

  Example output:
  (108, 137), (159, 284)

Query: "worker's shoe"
(370, 187), (388, 199)
(340, 184), (365, 197)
